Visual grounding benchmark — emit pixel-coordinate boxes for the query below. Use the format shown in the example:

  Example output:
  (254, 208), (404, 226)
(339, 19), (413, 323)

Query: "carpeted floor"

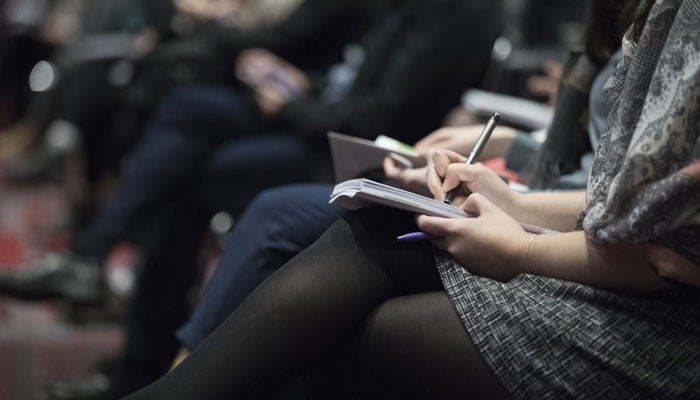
(0, 179), (125, 400)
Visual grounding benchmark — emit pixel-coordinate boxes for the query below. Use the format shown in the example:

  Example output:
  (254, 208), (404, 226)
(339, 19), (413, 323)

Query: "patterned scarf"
(583, 0), (700, 265)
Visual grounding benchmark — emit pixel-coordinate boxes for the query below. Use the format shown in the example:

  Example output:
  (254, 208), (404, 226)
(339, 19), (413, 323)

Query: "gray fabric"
(583, 0), (700, 265)
(436, 250), (700, 399)
(587, 50), (622, 150)
(435, 1), (700, 397)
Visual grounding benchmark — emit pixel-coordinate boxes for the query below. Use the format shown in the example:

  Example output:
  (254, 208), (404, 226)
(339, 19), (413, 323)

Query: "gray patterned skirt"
(434, 251), (700, 400)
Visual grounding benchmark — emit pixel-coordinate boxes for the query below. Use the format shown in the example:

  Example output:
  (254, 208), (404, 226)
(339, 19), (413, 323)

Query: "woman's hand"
(175, 0), (239, 21)
(382, 156), (431, 196)
(414, 125), (516, 160)
(417, 193), (531, 281)
(235, 49), (309, 115)
(527, 59), (563, 107)
(426, 149), (520, 213)
(643, 244), (700, 288)
(175, 0), (212, 19)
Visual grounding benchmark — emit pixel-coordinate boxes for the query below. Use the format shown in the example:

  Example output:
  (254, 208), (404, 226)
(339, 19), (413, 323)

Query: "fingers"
(440, 162), (496, 193)
(460, 193), (495, 216)
(415, 129), (450, 152)
(542, 59), (563, 79)
(431, 149), (466, 178)
(254, 85), (287, 115)
(426, 160), (447, 199)
(643, 244), (700, 287)
(235, 49), (276, 86)
(416, 215), (458, 238)
(383, 156), (401, 177)
(415, 126), (478, 154)
(440, 163), (486, 198)
(426, 149), (466, 200)
(429, 149), (507, 205)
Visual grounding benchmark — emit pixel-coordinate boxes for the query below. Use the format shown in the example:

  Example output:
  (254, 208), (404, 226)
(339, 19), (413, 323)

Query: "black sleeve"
(142, 0), (175, 35)
(200, 0), (376, 68)
(277, 0), (504, 142)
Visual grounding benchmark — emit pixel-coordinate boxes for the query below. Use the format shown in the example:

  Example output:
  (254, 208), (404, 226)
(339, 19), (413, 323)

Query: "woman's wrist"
(498, 188), (528, 222)
(522, 235), (539, 275)
(500, 231), (537, 279)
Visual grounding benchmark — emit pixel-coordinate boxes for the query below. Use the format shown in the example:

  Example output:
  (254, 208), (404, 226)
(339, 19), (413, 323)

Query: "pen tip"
(493, 113), (500, 122)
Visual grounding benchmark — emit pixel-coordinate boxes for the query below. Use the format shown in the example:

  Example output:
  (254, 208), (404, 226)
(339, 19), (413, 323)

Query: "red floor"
(0, 179), (124, 400)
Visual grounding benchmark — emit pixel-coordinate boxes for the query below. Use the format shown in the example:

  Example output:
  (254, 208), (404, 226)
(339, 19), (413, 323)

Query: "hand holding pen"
(444, 113), (499, 204)
(398, 156), (521, 242)
(398, 113), (503, 242)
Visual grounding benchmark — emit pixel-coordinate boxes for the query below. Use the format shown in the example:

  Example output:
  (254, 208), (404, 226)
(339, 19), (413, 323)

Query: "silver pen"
(444, 112), (500, 204)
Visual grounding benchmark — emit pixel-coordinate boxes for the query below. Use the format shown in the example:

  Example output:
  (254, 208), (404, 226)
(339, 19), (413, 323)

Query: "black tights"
(123, 209), (511, 399)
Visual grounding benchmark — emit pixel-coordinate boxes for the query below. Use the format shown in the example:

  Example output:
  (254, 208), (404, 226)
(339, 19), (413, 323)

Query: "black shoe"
(47, 372), (116, 400)
(0, 252), (103, 305)
(47, 355), (123, 400)
(3, 146), (66, 183)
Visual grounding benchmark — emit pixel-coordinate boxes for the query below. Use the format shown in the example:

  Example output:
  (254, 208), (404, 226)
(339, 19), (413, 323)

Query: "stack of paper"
(330, 178), (473, 218)
(330, 178), (558, 234)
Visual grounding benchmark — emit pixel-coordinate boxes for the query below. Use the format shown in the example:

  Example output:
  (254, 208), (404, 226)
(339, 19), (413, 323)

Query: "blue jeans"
(176, 184), (348, 350)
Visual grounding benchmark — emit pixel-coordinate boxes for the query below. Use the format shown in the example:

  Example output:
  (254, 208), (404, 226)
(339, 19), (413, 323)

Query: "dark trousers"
(70, 84), (315, 394)
(176, 184), (348, 350)
(72, 83), (310, 258)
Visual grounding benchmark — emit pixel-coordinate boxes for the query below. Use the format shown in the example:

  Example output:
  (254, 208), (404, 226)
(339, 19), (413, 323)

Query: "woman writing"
(124, 0), (700, 398)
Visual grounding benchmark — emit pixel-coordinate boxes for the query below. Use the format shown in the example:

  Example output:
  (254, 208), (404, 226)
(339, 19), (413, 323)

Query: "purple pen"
(396, 231), (433, 242)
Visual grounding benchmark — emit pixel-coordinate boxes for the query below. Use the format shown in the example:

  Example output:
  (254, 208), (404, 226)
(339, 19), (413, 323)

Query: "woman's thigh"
(336, 291), (512, 400)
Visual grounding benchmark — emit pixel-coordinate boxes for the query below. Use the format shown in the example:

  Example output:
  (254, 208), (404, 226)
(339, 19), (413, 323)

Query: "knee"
(157, 85), (207, 115)
(248, 184), (332, 221)
(233, 186), (313, 251)
(243, 187), (301, 229)
(153, 84), (238, 128)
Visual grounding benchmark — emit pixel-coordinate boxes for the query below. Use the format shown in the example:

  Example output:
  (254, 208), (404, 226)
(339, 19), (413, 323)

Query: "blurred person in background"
(169, 0), (627, 367)
(0, 0), (308, 227)
(123, 1), (700, 398)
(0, 1), (392, 399)
(0, 0), (506, 399)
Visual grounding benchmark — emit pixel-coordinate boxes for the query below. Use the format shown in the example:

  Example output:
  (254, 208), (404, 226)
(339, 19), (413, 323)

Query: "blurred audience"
(172, 4), (625, 365)
(0, 0), (316, 225)
(123, 0), (700, 397)
(1, 0), (380, 398)
(0, 1), (608, 399)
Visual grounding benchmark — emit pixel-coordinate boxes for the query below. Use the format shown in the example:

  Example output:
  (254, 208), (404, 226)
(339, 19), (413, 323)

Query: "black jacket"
(201, 0), (389, 74)
(140, 0), (385, 91)
(278, 0), (505, 144)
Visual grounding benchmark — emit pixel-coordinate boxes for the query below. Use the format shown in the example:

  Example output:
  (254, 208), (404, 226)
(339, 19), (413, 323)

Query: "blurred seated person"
(0, 0), (505, 398)
(170, 0), (629, 357)
(173, 41), (624, 362)
(0, 0), (354, 223)
(123, 1), (700, 397)
(0, 0), (83, 134)
(0, 0), (505, 302)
